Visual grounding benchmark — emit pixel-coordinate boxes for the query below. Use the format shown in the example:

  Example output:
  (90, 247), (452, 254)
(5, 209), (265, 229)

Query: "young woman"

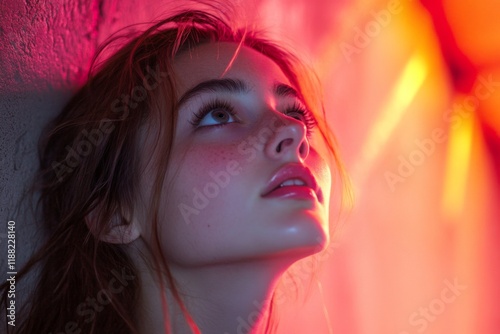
(1, 8), (346, 334)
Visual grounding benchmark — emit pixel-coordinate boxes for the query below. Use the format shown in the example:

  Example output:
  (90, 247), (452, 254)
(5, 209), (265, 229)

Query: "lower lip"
(263, 186), (318, 201)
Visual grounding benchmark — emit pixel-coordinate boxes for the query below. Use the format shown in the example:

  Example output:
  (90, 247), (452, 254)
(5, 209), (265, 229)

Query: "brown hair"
(1, 9), (345, 334)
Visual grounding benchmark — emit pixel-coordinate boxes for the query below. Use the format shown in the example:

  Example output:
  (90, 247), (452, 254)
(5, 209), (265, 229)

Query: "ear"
(100, 221), (141, 244)
(86, 210), (141, 245)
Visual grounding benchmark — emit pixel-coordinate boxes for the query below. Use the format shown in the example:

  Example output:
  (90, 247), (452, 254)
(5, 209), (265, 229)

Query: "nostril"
(276, 138), (293, 153)
(299, 141), (307, 156)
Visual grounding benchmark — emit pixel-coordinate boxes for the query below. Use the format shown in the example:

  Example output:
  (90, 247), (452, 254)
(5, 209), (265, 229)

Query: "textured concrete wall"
(0, 0), (100, 272)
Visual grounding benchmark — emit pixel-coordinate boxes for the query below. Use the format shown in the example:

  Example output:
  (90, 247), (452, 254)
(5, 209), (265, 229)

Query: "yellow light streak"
(441, 105), (475, 220)
(357, 52), (428, 177)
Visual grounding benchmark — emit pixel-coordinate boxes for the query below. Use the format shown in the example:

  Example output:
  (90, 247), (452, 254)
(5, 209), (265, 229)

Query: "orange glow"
(443, 0), (500, 67)
(441, 99), (475, 220)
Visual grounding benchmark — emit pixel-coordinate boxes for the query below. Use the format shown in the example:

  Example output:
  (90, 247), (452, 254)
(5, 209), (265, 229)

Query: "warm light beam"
(441, 104), (475, 220)
(356, 52), (428, 179)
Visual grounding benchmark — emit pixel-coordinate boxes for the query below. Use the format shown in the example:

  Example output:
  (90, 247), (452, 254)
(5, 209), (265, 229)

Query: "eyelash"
(189, 99), (317, 136)
(189, 99), (236, 128)
(285, 101), (318, 137)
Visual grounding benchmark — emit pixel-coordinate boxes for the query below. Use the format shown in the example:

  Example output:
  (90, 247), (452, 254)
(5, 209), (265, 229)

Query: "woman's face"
(140, 42), (332, 267)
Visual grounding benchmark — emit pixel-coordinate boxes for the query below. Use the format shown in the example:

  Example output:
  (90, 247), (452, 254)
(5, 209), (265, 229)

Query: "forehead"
(172, 42), (291, 94)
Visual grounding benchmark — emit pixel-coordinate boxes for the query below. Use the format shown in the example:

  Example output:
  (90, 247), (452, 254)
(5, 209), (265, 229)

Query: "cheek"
(177, 144), (247, 187)
(156, 143), (249, 261)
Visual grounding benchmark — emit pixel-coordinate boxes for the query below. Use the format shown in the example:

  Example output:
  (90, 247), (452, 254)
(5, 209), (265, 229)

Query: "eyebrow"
(177, 78), (249, 108)
(176, 78), (303, 108)
(274, 82), (302, 100)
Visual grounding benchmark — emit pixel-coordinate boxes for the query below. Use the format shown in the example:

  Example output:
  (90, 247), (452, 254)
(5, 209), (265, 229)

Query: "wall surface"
(0, 0), (98, 276)
(1, 0), (499, 333)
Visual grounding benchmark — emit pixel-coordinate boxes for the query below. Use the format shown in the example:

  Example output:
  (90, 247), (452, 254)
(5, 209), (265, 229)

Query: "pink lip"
(261, 163), (323, 203)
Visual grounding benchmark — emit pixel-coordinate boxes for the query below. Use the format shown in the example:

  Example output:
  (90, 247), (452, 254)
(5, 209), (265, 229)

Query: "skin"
(125, 42), (332, 333)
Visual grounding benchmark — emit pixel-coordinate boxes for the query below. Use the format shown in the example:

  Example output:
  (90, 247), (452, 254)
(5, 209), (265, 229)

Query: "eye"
(190, 99), (237, 128)
(284, 102), (318, 137)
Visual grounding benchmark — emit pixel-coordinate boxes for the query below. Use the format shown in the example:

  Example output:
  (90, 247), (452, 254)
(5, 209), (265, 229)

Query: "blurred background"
(1, 0), (498, 333)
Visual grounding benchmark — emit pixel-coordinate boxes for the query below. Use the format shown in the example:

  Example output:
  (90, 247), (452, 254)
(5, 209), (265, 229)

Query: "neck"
(134, 253), (294, 334)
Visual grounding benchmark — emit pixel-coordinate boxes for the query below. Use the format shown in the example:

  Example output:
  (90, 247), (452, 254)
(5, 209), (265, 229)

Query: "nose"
(264, 115), (310, 162)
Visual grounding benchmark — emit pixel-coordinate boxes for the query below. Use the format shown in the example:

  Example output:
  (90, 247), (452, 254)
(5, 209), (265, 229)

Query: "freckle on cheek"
(205, 147), (240, 164)
(187, 144), (248, 178)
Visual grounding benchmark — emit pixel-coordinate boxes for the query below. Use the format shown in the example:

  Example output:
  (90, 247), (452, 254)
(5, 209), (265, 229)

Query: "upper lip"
(261, 163), (323, 202)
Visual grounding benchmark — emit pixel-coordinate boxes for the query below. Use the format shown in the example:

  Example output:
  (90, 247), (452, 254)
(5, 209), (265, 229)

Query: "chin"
(270, 220), (329, 261)
(281, 210), (329, 249)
